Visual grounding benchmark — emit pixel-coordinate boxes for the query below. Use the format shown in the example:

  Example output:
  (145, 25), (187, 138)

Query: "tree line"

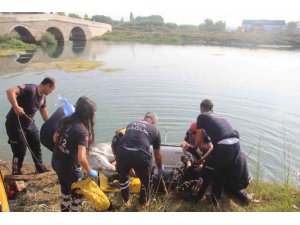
(59, 12), (300, 33)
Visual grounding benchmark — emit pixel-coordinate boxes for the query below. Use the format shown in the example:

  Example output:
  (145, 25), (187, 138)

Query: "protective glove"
(157, 166), (166, 176)
(89, 169), (98, 179)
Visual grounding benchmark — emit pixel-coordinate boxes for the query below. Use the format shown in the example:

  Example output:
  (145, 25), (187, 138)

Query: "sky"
(2, 0), (300, 28)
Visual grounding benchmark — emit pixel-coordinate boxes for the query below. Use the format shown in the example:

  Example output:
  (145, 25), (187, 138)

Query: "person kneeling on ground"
(115, 112), (163, 208)
(51, 97), (98, 212)
(193, 99), (252, 204)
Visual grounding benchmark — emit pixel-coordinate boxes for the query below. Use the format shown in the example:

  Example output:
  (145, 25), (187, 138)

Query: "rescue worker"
(5, 77), (56, 175)
(194, 99), (251, 204)
(115, 112), (163, 208)
(51, 97), (98, 212)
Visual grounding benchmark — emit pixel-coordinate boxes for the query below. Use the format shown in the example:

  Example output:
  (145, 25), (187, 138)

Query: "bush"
(0, 36), (36, 50)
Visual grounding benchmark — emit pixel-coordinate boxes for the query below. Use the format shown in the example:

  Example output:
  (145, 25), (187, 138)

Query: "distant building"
(242, 20), (286, 33)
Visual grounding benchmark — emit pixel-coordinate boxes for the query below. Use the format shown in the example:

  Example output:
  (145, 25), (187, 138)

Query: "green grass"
(94, 30), (300, 49)
(0, 35), (37, 56)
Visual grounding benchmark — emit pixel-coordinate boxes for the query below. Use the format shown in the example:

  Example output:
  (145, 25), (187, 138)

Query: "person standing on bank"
(115, 112), (163, 208)
(194, 99), (241, 201)
(5, 77), (56, 175)
(51, 97), (98, 212)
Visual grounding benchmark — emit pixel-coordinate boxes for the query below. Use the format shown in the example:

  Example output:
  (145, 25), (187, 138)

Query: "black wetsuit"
(116, 120), (161, 205)
(51, 117), (89, 212)
(195, 111), (241, 199)
(5, 84), (47, 173)
(40, 106), (65, 151)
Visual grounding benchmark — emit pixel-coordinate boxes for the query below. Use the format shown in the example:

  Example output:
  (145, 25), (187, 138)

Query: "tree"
(214, 20), (226, 32)
(84, 14), (90, 20)
(57, 12), (65, 16)
(199, 18), (226, 32)
(130, 12), (134, 23)
(91, 15), (113, 24)
(68, 13), (82, 19)
(135, 15), (164, 25)
(199, 18), (214, 31)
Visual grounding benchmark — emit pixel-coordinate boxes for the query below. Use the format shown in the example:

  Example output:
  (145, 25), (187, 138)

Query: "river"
(0, 41), (299, 185)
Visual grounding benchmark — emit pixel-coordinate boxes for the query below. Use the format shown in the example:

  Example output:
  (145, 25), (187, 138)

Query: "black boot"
(12, 157), (22, 175)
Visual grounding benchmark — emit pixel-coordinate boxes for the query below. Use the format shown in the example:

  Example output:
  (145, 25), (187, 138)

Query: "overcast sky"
(3, 0), (300, 28)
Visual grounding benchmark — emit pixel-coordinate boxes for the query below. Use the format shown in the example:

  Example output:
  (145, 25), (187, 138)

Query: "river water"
(0, 41), (299, 185)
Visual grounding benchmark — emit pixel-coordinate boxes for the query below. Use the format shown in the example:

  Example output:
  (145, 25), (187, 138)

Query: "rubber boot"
(12, 157), (22, 175)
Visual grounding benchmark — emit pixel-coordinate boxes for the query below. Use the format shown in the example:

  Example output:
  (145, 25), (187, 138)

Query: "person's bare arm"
(194, 142), (214, 165)
(40, 107), (49, 122)
(6, 86), (24, 116)
(78, 145), (91, 173)
(153, 148), (162, 169)
(194, 129), (204, 149)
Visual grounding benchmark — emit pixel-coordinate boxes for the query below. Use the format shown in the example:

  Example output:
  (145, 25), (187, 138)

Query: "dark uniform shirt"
(40, 106), (65, 151)
(6, 84), (46, 131)
(118, 120), (161, 156)
(54, 117), (89, 168)
(197, 112), (236, 145)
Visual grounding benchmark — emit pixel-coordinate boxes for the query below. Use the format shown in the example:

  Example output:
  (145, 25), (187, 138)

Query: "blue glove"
(158, 166), (165, 176)
(89, 169), (98, 179)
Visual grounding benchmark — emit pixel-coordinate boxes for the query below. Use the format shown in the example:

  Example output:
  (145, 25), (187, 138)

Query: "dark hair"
(200, 99), (213, 111)
(56, 96), (96, 150)
(40, 77), (55, 87)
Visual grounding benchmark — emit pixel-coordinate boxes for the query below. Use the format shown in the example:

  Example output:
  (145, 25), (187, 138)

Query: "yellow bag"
(99, 172), (141, 193)
(71, 177), (110, 211)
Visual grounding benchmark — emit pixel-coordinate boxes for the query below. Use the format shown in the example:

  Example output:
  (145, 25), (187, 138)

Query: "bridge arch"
(10, 26), (36, 43)
(46, 27), (64, 43)
(69, 27), (86, 41)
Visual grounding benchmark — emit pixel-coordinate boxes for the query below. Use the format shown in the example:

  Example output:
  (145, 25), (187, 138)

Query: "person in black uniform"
(116, 112), (163, 208)
(5, 77), (56, 175)
(194, 99), (250, 203)
(40, 96), (87, 152)
(51, 97), (98, 212)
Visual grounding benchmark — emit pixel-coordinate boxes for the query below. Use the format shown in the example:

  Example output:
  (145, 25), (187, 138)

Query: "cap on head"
(189, 121), (197, 133)
(144, 112), (158, 124)
(200, 99), (213, 112)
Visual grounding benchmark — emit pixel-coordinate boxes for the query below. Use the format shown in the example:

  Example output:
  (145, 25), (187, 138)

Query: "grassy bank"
(1, 161), (299, 212)
(94, 30), (300, 49)
(0, 35), (37, 56)
(29, 59), (104, 72)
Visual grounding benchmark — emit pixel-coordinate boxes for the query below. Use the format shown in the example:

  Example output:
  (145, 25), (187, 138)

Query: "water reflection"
(0, 41), (112, 76)
(43, 43), (64, 58)
(71, 41), (86, 54)
(15, 53), (34, 64)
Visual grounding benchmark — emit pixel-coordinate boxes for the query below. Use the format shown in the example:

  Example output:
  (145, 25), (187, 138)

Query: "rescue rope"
(17, 115), (45, 170)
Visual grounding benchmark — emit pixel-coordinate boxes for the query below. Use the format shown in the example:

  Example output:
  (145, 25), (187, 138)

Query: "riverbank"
(0, 36), (37, 57)
(1, 161), (299, 212)
(94, 30), (300, 49)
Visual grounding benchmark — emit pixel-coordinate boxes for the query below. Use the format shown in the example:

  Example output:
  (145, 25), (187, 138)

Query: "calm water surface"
(0, 41), (299, 185)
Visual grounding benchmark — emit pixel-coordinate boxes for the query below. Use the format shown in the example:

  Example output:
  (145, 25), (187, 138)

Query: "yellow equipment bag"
(0, 170), (9, 212)
(99, 172), (141, 193)
(71, 176), (110, 211)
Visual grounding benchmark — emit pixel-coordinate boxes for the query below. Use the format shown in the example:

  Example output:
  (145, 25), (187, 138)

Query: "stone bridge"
(0, 14), (112, 43)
